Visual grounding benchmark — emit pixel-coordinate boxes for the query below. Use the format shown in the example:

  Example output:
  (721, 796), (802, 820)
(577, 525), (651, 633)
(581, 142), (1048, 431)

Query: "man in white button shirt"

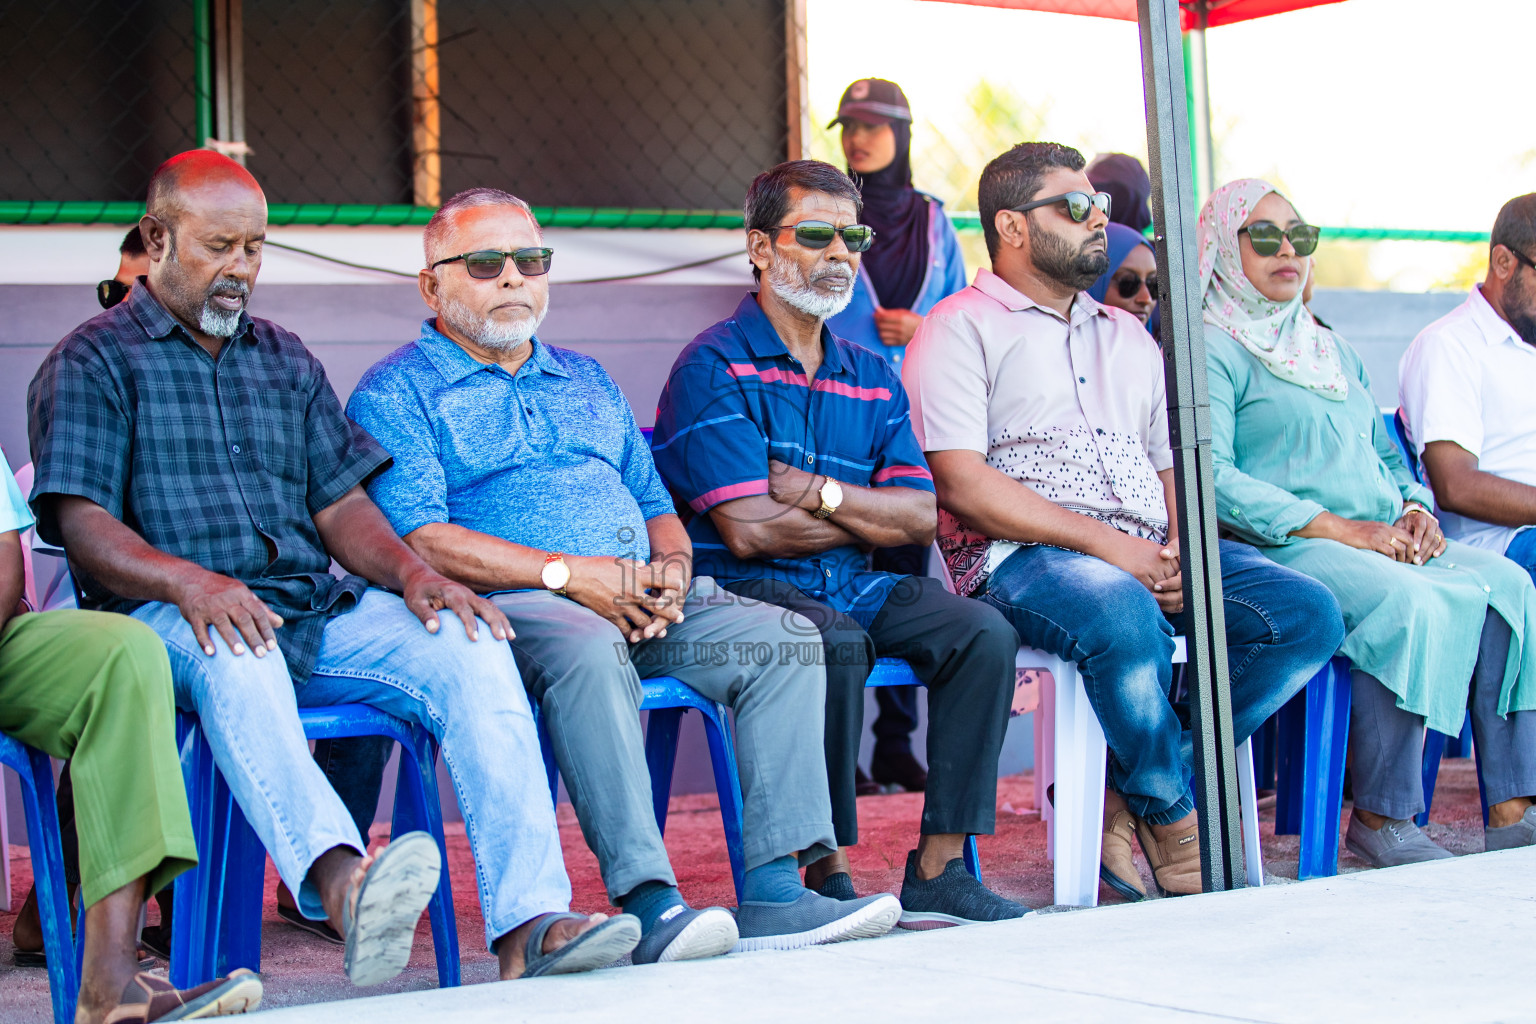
(905, 142), (1343, 900)
(1400, 194), (1536, 582)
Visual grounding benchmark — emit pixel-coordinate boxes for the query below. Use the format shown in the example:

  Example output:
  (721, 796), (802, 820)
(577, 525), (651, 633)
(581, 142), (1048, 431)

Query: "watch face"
(541, 558), (571, 591)
(822, 478), (844, 507)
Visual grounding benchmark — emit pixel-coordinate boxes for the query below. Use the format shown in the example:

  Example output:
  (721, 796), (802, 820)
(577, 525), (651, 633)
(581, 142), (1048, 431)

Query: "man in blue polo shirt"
(652, 161), (1027, 927)
(348, 187), (902, 962)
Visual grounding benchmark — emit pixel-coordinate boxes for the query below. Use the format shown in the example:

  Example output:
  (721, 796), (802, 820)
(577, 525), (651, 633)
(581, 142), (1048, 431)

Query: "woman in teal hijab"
(1201, 178), (1536, 866)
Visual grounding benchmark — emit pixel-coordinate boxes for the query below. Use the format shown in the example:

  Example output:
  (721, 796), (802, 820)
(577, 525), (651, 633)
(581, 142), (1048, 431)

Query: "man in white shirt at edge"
(1399, 194), (1536, 584)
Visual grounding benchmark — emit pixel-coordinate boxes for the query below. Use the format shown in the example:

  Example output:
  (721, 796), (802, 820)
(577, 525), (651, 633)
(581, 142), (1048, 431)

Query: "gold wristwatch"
(541, 552), (571, 595)
(812, 477), (844, 520)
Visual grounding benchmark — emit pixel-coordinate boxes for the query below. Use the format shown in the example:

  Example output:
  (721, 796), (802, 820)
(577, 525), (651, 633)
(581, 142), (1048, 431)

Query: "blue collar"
(732, 293), (845, 376)
(415, 318), (568, 384)
(129, 277), (253, 344)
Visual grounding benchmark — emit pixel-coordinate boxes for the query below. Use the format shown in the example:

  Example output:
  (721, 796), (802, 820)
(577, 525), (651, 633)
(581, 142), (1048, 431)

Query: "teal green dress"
(1206, 324), (1536, 735)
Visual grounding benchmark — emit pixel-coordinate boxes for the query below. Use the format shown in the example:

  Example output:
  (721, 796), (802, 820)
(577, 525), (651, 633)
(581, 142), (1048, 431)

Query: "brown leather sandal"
(102, 968), (262, 1023)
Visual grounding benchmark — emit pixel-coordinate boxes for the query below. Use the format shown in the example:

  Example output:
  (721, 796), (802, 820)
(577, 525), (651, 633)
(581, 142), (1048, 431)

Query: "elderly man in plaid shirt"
(27, 150), (639, 986)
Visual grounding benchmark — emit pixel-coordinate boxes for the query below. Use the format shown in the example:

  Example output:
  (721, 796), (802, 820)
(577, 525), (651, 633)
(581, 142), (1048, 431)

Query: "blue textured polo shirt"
(651, 293), (934, 627)
(348, 320), (675, 566)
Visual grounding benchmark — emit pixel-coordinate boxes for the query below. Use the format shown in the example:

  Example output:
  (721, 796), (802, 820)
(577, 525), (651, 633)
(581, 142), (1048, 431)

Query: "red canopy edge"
(922, 0), (1346, 29)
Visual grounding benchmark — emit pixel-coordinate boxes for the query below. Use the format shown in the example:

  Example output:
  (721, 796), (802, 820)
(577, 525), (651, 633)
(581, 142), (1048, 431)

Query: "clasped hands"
(565, 553), (690, 645)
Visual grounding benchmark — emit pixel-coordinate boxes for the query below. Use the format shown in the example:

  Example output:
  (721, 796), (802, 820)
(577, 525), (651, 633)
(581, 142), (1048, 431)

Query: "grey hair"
(423, 188), (540, 266)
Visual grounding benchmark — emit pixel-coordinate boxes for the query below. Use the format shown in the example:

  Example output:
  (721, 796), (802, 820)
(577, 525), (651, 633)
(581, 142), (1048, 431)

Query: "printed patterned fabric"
(1197, 177), (1348, 402)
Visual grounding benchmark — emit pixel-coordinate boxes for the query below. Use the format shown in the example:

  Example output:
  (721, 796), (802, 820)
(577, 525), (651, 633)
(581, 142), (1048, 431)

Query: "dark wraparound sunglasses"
(768, 221), (875, 252)
(1011, 191), (1112, 223)
(431, 247), (554, 279)
(1238, 221), (1320, 257)
(97, 279), (129, 308)
(1507, 245), (1536, 273)
(1115, 272), (1157, 301)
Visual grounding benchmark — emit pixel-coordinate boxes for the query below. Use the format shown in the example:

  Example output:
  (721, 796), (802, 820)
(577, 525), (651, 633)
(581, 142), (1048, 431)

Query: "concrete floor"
(260, 846), (1536, 1024)
(0, 760), (1519, 1022)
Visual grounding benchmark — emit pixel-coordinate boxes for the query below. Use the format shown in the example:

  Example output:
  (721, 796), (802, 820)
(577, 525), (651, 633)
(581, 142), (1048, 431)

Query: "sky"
(805, 0), (1535, 289)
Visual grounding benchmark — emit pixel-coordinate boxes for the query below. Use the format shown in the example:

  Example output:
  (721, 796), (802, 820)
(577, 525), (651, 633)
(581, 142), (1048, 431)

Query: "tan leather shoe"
(1133, 813), (1202, 896)
(1100, 789), (1146, 901)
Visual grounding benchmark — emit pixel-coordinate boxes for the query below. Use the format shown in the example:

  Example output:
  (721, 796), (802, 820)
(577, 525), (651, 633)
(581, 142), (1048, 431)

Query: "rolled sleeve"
(346, 383), (448, 539)
(1145, 340), (1173, 472)
(1399, 329), (1482, 460)
(871, 380), (935, 492)
(652, 351), (769, 514)
(304, 365), (390, 515)
(25, 349), (130, 545)
(903, 308), (989, 453)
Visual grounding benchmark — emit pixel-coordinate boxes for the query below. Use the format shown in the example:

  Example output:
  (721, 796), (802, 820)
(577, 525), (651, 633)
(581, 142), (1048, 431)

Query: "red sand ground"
(0, 760), (1491, 1021)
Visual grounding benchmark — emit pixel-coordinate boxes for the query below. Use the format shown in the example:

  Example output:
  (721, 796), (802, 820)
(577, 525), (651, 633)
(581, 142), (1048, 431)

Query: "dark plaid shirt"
(27, 281), (389, 683)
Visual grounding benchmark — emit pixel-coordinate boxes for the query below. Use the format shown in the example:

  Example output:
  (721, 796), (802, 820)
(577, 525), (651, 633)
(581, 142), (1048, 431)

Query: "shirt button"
(1096, 428), (1105, 435)
(1484, 585), (1492, 593)
(806, 454), (815, 464)
(1231, 507), (1241, 516)
(1358, 432), (1367, 439)
(825, 569), (832, 577)
(1079, 376), (1086, 383)
(231, 444), (241, 454)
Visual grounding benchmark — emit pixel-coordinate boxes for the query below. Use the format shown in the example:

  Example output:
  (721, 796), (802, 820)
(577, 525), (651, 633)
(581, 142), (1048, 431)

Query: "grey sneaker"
(734, 890), (900, 952)
(1345, 815), (1454, 867)
(1485, 805), (1536, 852)
(631, 906), (738, 965)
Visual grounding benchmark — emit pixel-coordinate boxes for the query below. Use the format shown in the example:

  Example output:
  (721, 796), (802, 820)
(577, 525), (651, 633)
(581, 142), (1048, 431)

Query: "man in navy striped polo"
(652, 160), (1028, 927)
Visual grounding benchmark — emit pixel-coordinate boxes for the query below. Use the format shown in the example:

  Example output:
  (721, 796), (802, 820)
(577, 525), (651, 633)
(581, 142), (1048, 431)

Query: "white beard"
(766, 259), (855, 320)
(197, 300), (244, 338)
(440, 294), (547, 351)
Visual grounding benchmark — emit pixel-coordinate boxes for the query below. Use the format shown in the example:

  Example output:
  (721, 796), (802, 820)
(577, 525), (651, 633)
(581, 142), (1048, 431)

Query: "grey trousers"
(495, 576), (836, 902)
(1351, 609), (1536, 819)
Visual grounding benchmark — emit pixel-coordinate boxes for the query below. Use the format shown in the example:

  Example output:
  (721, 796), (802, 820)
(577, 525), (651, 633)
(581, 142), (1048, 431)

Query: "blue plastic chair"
(170, 704), (460, 990)
(865, 659), (984, 881)
(1272, 656), (1354, 880)
(1418, 726), (1489, 829)
(0, 733), (78, 1024)
(533, 676), (748, 900)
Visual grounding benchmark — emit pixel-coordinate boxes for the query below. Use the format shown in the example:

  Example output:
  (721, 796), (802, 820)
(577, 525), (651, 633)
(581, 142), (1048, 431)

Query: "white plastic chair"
(929, 543), (1261, 906)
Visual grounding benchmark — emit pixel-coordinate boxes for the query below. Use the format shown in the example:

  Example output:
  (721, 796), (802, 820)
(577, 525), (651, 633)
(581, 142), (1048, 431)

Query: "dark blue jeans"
(979, 538), (1344, 825)
(1504, 529), (1536, 589)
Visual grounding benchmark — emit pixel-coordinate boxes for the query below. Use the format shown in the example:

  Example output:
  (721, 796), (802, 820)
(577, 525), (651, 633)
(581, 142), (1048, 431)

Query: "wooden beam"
(411, 0), (442, 208)
(784, 0), (810, 161)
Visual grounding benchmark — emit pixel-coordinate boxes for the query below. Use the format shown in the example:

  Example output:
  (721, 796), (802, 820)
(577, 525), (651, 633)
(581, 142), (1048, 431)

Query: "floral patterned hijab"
(1198, 178), (1348, 401)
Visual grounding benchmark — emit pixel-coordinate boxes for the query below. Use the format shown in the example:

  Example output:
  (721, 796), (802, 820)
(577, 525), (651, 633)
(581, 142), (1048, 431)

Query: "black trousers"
(721, 576), (1019, 846)
(869, 545), (927, 753)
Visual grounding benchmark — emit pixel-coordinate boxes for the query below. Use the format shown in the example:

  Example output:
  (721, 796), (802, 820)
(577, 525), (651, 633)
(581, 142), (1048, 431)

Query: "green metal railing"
(0, 200), (1491, 244)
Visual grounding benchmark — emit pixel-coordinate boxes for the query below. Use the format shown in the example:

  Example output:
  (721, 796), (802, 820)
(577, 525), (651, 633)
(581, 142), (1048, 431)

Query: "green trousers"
(0, 610), (196, 907)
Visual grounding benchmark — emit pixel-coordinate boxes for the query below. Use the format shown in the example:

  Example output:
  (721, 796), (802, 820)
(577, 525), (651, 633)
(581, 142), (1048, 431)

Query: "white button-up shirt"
(1398, 285), (1536, 553)
(904, 267), (1171, 593)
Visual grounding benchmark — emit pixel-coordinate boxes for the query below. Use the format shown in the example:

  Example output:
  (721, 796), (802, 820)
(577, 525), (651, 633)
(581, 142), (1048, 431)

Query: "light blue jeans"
(133, 588), (570, 948)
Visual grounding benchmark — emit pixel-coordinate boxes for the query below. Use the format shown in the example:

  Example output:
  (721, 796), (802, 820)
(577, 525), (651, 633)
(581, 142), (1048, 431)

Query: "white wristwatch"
(541, 552), (571, 595)
(812, 477), (844, 520)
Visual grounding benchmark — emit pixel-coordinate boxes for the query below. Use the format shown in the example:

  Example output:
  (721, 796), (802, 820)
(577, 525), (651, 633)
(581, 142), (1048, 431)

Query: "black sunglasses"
(97, 279), (129, 309)
(1011, 191), (1112, 223)
(1114, 271), (1157, 301)
(767, 221), (875, 253)
(430, 247), (554, 279)
(1238, 221), (1320, 257)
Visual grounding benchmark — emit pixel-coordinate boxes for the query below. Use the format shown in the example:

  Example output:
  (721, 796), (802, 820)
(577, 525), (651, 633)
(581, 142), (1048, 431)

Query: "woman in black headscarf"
(823, 79), (969, 796)
(825, 78), (967, 376)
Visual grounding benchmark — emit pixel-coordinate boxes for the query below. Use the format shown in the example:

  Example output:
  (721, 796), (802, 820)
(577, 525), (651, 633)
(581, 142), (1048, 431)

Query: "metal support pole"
(1185, 2), (1216, 201)
(783, 0), (810, 161)
(1137, 0), (1245, 893)
(411, 0), (442, 208)
(194, 0), (213, 150)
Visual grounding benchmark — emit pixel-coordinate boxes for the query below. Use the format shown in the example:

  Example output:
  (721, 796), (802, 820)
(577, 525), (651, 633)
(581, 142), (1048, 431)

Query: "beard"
(439, 292), (547, 352)
(1029, 219), (1110, 292)
(1505, 272), (1536, 347)
(765, 255), (856, 320)
(160, 237), (250, 338)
